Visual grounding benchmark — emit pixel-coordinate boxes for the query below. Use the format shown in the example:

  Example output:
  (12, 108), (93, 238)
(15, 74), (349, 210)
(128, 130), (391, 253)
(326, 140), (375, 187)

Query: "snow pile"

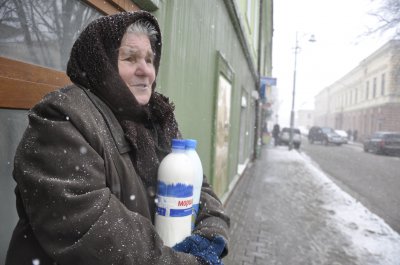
(298, 150), (400, 264)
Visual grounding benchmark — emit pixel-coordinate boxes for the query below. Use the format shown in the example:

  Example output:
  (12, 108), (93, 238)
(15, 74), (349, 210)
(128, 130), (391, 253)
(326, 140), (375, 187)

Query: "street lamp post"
(288, 32), (315, 150)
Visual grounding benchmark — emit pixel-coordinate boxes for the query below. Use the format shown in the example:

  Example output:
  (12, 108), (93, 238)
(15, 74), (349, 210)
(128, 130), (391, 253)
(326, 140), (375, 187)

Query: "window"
(0, 0), (101, 71)
(246, 0), (252, 28)
(381, 73), (385, 96)
(373, 77), (377, 98)
(354, 88), (357, 103)
(0, 0), (139, 109)
(349, 91), (352, 105)
(365, 81), (369, 100)
(253, 3), (259, 47)
(212, 51), (234, 197)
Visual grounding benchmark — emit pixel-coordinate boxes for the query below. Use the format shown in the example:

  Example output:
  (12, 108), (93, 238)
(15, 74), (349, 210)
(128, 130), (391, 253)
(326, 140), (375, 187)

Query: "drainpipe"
(253, 0), (264, 160)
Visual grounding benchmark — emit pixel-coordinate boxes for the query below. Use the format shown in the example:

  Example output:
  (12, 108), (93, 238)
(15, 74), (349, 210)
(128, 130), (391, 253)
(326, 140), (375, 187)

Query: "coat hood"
(66, 11), (162, 119)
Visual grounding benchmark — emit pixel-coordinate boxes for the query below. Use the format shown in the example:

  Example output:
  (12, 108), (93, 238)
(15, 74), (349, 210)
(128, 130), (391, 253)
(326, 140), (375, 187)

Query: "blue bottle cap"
(171, 139), (186, 150)
(185, 139), (197, 149)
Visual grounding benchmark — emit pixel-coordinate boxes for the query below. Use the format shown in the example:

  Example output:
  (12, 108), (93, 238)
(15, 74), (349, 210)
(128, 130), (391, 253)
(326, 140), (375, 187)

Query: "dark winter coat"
(272, 124), (280, 138)
(6, 85), (228, 264)
(6, 11), (229, 265)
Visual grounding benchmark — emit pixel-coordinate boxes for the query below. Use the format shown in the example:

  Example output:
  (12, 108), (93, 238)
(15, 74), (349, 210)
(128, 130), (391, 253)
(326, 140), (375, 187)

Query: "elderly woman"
(6, 11), (229, 265)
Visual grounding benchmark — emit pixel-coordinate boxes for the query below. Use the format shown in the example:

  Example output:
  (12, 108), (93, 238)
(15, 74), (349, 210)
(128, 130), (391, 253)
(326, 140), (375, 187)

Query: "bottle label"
(157, 181), (193, 197)
(156, 195), (193, 217)
(156, 181), (193, 217)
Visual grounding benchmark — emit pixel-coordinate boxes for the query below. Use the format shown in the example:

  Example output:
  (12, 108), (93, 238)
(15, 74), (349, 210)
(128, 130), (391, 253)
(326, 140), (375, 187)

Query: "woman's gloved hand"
(173, 234), (226, 265)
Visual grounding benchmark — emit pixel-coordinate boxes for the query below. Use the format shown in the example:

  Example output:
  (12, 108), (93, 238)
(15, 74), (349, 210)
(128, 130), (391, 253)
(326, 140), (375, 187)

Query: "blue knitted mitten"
(173, 234), (226, 265)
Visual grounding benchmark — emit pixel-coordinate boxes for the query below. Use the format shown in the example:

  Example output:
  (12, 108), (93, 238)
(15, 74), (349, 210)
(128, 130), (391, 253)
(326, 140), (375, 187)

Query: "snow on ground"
(269, 147), (400, 264)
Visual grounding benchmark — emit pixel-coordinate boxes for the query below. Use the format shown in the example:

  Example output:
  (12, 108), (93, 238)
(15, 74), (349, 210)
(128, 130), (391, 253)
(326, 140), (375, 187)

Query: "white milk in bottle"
(155, 139), (194, 247)
(184, 139), (203, 230)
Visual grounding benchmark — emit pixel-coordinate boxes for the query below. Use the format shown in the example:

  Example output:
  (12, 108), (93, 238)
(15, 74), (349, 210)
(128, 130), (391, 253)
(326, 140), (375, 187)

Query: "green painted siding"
(237, 0), (259, 65)
(152, 0), (265, 197)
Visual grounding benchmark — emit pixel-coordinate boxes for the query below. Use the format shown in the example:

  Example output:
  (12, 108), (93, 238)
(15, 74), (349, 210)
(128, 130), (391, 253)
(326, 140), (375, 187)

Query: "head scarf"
(67, 11), (162, 119)
(67, 11), (179, 188)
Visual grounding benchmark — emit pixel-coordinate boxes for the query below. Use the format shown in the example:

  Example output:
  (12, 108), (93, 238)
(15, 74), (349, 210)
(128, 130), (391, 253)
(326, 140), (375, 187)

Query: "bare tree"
(1, 0), (100, 70)
(369, 0), (400, 37)
(369, 0), (400, 93)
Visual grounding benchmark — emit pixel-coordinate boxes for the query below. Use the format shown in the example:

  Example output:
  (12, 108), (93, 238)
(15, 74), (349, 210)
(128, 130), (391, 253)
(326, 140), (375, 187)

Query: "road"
(300, 139), (400, 234)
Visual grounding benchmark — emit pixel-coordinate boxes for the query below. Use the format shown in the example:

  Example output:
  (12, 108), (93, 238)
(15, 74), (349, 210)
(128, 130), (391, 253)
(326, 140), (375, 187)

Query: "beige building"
(296, 109), (314, 131)
(314, 40), (400, 141)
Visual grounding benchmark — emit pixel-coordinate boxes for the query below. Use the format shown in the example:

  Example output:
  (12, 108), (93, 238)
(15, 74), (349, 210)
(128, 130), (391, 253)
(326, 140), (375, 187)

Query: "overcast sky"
(272, 0), (393, 126)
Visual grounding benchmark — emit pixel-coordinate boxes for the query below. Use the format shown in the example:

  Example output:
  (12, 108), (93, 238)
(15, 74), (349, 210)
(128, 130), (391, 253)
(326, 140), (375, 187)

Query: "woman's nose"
(135, 59), (151, 75)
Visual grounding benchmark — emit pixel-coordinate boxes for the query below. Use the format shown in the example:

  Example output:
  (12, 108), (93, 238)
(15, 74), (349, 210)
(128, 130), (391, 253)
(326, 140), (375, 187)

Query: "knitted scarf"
(66, 11), (179, 185)
(119, 93), (179, 186)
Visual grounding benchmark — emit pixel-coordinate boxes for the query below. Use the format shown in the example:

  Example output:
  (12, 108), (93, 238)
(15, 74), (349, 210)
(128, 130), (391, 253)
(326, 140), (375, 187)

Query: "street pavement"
(222, 144), (400, 265)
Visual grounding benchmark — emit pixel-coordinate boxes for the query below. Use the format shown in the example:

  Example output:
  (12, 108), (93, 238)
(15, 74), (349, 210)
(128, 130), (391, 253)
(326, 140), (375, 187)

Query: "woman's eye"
(127, 56), (137, 62)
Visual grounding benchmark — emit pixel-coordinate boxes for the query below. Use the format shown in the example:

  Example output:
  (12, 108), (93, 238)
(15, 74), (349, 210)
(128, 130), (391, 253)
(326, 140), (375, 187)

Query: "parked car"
(335, 129), (349, 144)
(363, 131), (400, 155)
(308, 126), (343, 146)
(279, 127), (302, 149)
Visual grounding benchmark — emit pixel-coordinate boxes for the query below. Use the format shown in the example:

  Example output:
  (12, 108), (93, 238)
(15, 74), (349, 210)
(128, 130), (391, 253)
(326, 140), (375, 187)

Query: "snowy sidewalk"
(223, 145), (400, 265)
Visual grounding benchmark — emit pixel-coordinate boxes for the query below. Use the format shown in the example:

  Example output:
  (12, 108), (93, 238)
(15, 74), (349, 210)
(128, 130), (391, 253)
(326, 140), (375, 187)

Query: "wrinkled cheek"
(118, 63), (134, 85)
(149, 67), (156, 85)
(121, 73), (133, 85)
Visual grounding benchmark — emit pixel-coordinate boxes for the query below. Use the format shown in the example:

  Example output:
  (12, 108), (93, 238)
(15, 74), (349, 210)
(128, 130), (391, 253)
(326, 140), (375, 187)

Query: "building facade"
(0, 0), (273, 259)
(314, 40), (400, 141)
(296, 109), (314, 132)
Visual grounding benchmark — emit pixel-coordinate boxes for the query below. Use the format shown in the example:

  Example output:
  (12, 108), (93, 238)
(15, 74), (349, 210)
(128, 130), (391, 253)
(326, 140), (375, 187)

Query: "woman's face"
(118, 32), (156, 105)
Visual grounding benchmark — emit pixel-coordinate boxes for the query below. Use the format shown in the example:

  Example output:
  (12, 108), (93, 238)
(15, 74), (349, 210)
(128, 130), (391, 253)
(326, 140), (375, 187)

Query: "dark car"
(308, 126), (343, 146)
(279, 127), (301, 149)
(363, 132), (400, 155)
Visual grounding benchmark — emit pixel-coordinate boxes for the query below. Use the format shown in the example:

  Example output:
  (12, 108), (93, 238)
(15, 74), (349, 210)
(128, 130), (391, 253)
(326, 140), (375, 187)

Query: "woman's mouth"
(130, 83), (148, 90)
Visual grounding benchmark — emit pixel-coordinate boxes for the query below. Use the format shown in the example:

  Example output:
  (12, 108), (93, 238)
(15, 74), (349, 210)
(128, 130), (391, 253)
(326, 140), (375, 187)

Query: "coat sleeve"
(13, 90), (201, 265)
(193, 175), (230, 257)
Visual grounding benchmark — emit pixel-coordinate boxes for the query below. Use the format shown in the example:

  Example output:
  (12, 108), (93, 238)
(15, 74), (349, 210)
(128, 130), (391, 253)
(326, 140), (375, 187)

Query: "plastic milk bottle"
(155, 139), (194, 247)
(185, 139), (203, 230)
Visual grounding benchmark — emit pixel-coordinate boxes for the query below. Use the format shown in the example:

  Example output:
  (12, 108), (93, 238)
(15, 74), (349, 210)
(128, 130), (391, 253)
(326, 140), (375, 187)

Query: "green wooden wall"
(152, 0), (269, 197)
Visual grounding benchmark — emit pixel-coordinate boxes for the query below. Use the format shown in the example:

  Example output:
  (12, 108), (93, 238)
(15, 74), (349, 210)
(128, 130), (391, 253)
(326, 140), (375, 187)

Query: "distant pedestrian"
(347, 129), (353, 141)
(353, 130), (358, 142)
(272, 124), (280, 146)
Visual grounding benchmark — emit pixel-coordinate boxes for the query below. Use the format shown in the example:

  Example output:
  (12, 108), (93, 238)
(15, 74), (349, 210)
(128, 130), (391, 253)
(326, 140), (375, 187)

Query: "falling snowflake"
(130, 195), (136, 201)
(32, 259), (40, 265)
(80, 146), (88, 154)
